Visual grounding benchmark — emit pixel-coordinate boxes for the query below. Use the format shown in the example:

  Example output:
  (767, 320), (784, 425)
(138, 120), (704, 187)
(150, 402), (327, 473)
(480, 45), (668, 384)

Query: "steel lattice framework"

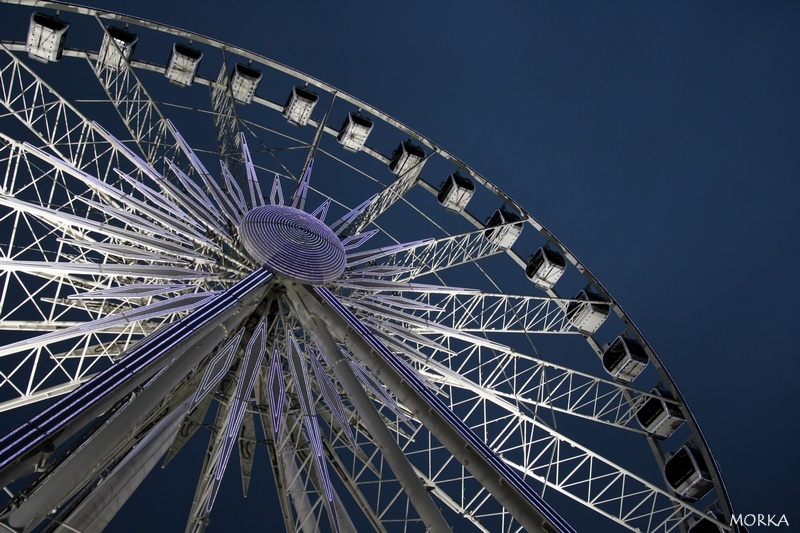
(0, 2), (738, 532)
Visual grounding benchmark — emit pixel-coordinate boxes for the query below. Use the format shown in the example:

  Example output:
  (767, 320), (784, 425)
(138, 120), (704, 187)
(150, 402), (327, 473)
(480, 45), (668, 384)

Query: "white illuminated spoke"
(310, 197), (329, 222)
(67, 284), (189, 300)
(347, 224), (519, 281)
(270, 174), (285, 206)
(309, 347), (357, 450)
(240, 133), (265, 209)
(290, 158), (313, 211)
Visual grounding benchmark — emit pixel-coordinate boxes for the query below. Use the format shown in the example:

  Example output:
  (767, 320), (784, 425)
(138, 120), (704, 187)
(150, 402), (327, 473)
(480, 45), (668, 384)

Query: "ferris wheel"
(0, 2), (739, 532)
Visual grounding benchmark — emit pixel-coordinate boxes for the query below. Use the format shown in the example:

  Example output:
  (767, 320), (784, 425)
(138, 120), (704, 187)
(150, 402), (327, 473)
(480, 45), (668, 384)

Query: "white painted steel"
(0, 3), (735, 533)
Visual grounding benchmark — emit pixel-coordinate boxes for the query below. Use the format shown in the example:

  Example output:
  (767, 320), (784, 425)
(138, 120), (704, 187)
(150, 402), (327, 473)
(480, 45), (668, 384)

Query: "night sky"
(1, 1), (798, 531)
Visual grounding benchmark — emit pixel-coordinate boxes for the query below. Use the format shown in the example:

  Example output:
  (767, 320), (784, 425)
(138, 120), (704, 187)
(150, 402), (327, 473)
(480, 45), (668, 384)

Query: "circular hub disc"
(239, 205), (347, 284)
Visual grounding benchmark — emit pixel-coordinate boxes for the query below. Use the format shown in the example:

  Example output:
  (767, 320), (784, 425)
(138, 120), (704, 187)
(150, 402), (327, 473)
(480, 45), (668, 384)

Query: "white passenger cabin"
(664, 445), (714, 501)
(484, 207), (523, 249)
(283, 86), (318, 126)
(337, 113), (373, 152)
(636, 388), (685, 438)
(98, 26), (138, 70)
(26, 12), (69, 63)
(437, 172), (475, 213)
(602, 336), (649, 382)
(687, 511), (727, 533)
(566, 288), (609, 334)
(230, 63), (262, 104)
(389, 140), (426, 177)
(526, 247), (566, 290)
(165, 43), (202, 87)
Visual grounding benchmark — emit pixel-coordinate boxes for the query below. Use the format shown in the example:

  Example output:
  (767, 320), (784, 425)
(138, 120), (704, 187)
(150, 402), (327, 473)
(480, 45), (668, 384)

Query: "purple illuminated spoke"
(286, 331), (341, 533)
(204, 316), (268, 515)
(268, 346), (285, 437)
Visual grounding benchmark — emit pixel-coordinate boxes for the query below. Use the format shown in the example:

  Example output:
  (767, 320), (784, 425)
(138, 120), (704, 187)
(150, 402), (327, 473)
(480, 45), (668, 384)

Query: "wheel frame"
(0, 2), (736, 531)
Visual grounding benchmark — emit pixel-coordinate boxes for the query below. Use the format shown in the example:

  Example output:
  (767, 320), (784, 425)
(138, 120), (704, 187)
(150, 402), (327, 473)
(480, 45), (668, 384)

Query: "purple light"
(240, 205), (346, 284)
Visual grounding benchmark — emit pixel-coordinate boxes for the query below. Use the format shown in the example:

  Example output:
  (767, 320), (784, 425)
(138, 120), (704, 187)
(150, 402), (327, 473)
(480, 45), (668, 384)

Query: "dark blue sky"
(2, 1), (799, 530)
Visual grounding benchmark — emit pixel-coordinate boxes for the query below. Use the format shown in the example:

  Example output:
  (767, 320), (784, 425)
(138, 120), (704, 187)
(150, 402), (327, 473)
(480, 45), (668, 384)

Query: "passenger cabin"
(484, 206), (523, 249)
(98, 26), (138, 70)
(283, 86), (318, 126)
(602, 336), (649, 382)
(337, 113), (373, 152)
(230, 63), (262, 104)
(664, 445), (714, 501)
(566, 288), (609, 334)
(526, 247), (566, 290)
(389, 140), (426, 177)
(437, 172), (475, 213)
(165, 43), (202, 87)
(26, 12), (69, 63)
(636, 388), (685, 438)
(687, 511), (727, 533)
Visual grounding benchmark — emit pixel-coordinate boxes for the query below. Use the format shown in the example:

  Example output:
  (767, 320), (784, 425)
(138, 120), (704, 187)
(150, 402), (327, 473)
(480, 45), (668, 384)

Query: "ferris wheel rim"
(0, 2), (736, 532)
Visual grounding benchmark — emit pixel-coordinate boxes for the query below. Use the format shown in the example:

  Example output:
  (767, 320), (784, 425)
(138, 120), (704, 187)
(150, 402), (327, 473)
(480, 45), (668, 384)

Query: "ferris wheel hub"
(239, 204), (346, 284)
